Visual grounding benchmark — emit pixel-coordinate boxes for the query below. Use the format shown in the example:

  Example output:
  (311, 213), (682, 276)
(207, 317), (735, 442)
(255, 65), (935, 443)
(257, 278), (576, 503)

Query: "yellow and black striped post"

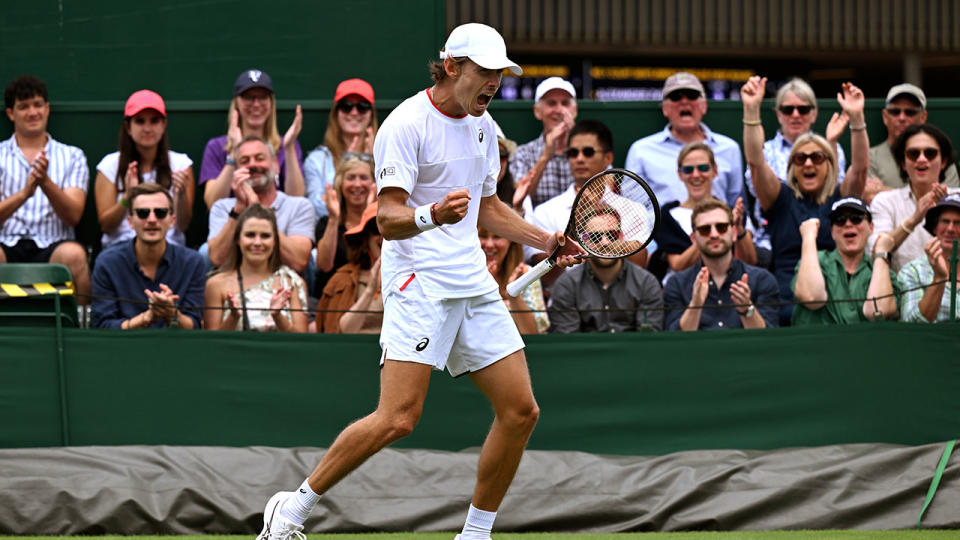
(0, 281), (74, 299)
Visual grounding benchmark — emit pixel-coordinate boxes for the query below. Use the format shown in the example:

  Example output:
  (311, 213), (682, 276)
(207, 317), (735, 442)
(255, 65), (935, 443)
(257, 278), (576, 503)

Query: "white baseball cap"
(534, 77), (576, 102)
(440, 23), (522, 76)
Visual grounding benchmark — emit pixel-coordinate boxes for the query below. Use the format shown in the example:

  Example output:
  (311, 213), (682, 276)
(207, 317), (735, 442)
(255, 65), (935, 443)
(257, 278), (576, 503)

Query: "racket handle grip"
(506, 257), (556, 297)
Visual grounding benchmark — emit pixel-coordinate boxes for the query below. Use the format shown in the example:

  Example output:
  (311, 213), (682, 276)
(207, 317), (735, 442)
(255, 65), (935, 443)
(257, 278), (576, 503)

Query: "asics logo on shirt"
(478, 128), (484, 143)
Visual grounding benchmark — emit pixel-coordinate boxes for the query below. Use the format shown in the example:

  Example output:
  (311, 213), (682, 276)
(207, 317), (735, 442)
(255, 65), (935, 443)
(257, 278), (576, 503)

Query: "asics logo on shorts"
(416, 338), (430, 351)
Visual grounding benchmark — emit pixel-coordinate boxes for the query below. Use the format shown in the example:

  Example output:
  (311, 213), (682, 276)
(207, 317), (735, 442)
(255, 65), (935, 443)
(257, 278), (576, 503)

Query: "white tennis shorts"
(379, 273), (525, 377)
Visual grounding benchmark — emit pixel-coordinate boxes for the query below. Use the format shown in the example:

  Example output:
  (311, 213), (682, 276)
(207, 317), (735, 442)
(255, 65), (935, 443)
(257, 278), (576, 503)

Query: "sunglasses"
(341, 151), (374, 164)
(905, 147), (939, 161)
(666, 89), (702, 102)
(778, 105), (813, 115)
(886, 107), (921, 118)
(566, 146), (598, 159)
(832, 214), (866, 226)
(586, 230), (621, 243)
(695, 222), (731, 236)
(791, 151), (829, 166)
(133, 207), (171, 219)
(681, 164), (711, 174)
(336, 101), (372, 114)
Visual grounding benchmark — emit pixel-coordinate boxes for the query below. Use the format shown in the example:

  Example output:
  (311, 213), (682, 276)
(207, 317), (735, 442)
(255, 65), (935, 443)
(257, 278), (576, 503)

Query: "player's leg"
(259, 359), (432, 539)
(306, 359), (432, 494)
(48, 241), (90, 305)
(447, 291), (536, 540)
(467, 349), (539, 511)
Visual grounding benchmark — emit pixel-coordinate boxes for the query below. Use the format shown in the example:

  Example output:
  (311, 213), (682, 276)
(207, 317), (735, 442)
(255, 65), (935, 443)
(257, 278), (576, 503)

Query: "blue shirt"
(764, 185), (840, 325)
(624, 123), (743, 208)
(746, 130), (847, 249)
(664, 258), (780, 330)
(91, 239), (207, 329)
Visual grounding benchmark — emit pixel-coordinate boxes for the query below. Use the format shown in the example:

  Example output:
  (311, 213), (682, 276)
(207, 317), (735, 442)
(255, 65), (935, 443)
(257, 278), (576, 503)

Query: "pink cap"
(334, 78), (375, 105)
(125, 90), (166, 118)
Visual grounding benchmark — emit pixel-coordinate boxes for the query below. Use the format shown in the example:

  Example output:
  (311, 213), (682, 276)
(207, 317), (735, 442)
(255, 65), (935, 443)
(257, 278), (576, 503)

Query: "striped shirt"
(0, 133), (89, 248)
(509, 133), (575, 208)
(897, 256), (960, 323)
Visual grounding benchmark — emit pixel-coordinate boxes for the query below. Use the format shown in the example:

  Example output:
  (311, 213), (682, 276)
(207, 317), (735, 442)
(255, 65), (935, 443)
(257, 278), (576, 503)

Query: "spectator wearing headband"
(792, 198), (899, 325)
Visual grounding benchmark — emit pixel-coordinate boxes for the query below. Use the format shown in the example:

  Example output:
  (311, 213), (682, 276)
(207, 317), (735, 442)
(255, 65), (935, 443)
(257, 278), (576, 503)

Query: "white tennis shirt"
(374, 89), (501, 298)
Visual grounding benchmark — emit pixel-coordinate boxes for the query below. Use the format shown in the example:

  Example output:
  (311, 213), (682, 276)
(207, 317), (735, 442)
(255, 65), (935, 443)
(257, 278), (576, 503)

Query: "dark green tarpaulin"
(3, 323), (958, 453)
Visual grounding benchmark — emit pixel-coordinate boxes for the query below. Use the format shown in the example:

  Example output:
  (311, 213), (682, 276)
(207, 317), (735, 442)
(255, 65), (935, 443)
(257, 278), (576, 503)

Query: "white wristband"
(414, 204), (439, 232)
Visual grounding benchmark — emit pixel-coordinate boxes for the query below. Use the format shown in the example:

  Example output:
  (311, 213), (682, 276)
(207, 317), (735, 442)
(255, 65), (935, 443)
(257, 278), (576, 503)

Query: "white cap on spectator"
(534, 77), (576, 102)
(886, 83), (927, 110)
(441, 23), (522, 76)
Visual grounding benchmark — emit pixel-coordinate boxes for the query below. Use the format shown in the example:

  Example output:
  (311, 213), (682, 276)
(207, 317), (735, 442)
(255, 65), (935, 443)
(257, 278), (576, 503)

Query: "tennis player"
(257, 23), (582, 540)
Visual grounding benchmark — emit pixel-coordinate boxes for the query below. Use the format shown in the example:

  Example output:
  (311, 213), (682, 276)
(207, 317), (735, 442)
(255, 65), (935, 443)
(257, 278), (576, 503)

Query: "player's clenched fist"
(433, 189), (471, 225)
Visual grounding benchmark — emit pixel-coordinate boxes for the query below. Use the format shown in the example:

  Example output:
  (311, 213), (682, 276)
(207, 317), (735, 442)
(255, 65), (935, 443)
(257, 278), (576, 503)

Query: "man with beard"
(207, 135), (315, 272)
(91, 183), (205, 328)
(791, 197), (899, 325)
(625, 71), (743, 208)
(665, 198), (778, 330)
(548, 207), (663, 332)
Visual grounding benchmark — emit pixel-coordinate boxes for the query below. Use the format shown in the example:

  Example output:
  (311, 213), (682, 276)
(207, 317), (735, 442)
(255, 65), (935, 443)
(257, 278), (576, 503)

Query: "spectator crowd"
(2, 69), (958, 333)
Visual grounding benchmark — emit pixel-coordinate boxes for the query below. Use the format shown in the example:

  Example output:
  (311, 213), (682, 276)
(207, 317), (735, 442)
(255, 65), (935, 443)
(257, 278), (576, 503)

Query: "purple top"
(199, 135), (303, 192)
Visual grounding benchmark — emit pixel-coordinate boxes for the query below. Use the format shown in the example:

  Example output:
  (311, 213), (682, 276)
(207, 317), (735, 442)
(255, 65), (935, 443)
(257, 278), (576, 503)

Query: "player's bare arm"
(377, 186), (471, 240)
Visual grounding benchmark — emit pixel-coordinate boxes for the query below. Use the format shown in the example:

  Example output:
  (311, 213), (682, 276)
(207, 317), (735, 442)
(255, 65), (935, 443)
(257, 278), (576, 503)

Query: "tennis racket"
(506, 168), (660, 297)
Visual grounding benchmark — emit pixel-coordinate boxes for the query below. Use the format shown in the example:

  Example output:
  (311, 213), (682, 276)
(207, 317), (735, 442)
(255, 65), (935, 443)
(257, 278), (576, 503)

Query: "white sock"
(459, 504), (497, 540)
(279, 479), (321, 525)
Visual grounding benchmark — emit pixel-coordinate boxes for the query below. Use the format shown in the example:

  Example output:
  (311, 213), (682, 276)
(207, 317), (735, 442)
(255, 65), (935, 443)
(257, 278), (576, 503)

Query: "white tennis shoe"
(257, 491), (306, 540)
(454, 535), (492, 540)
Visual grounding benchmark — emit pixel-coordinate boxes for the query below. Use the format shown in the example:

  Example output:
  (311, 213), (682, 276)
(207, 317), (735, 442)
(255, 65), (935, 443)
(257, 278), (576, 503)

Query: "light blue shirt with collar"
(624, 123), (743, 209)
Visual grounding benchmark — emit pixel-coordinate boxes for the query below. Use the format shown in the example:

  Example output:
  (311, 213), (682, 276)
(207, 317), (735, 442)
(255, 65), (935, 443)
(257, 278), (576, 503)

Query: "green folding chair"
(0, 263), (78, 327)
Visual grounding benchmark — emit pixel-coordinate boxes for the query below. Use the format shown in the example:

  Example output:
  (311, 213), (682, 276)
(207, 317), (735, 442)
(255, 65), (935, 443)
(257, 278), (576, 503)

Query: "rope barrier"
(58, 276), (954, 317)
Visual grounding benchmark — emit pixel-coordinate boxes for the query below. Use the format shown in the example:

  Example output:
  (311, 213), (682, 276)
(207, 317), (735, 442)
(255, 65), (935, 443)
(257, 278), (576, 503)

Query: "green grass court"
(7, 533), (958, 540)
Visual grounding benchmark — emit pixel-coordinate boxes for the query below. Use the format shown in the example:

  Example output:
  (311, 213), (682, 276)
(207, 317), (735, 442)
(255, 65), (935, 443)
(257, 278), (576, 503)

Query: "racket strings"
(572, 172), (656, 257)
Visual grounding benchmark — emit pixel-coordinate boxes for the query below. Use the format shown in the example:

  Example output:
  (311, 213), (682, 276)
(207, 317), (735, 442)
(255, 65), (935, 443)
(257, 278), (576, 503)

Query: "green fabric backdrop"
(3, 323), (958, 454)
